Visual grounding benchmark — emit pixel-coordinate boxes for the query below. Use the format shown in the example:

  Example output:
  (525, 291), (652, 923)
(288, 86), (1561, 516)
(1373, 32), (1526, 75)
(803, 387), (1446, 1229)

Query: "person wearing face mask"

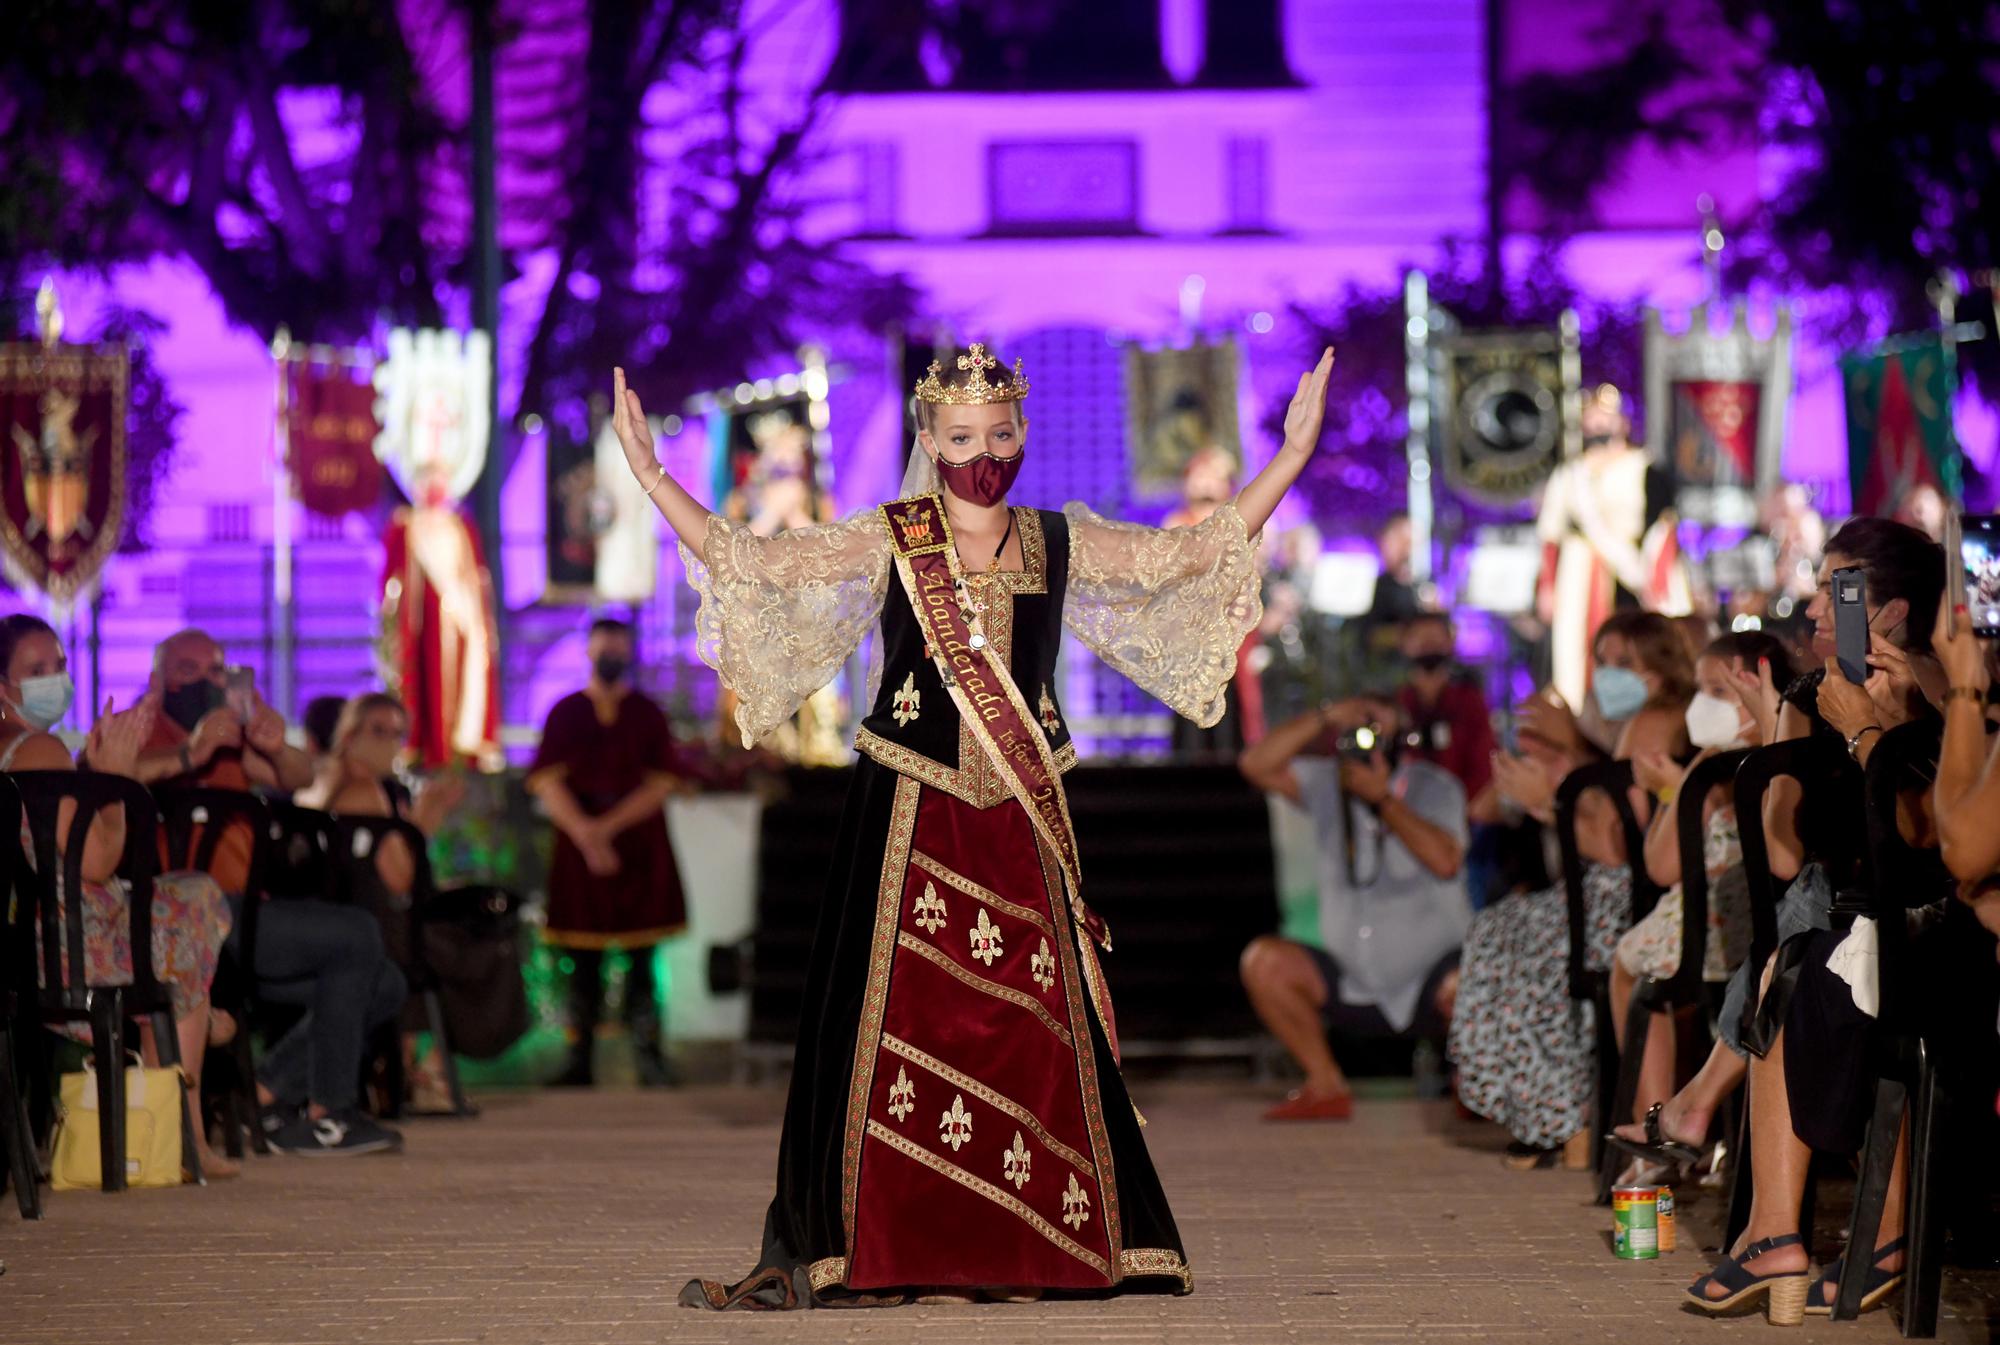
(1512, 610), (1697, 778)
(1238, 695), (1472, 1121)
(130, 629), (314, 895)
(125, 631), (401, 1157)
(613, 341), (1331, 1307)
(1599, 631), (1797, 1182)
(1394, 612), (1497, 812)
(525, 617), (688, 1088)
(0, 614), (239, 1177)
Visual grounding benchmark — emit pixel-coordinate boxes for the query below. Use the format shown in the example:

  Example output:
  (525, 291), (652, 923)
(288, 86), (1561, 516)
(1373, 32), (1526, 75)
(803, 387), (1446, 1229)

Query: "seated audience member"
(1, 614), (237, 1178)
(1682, 520), (1963, 1323)
(1514, 608), (1699, 769)
(296, 693), (466, 1110)
(132, 630), (405, 1156)
(1448, 612), (1693, 1167)
(1605, 630), (1796, 1182)
(1240, 693), (1472, 1121)
(1615, 517), (1951, 1171)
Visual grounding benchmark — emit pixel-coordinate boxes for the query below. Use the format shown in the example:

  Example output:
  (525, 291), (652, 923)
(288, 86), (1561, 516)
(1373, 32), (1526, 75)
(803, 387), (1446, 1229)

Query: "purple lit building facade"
(29, 0), (1982, 752)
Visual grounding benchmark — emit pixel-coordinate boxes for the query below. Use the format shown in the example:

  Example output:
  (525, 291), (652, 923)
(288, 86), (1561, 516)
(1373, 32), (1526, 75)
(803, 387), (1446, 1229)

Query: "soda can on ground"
(1612, 1185), (1660, 1260)
(1656, 1186), (1676, 1253)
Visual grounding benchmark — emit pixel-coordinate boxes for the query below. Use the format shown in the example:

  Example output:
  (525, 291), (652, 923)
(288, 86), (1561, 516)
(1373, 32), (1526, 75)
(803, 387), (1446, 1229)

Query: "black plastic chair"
(153, 786), (272, 1158)
(330, 814), (474, 1118)
(1554, 758), (1659, 1188)
(1836, 719), (1957, 1334)
(0, 774), (43, 1218)
(12, 770), (201, 1191)
(1597, 747), (1751, 1201)
(1722, 733), (1850, 1247)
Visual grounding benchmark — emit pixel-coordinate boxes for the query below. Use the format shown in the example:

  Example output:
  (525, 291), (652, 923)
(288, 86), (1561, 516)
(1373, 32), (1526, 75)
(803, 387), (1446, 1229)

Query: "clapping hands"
(85, 695), (158, 778)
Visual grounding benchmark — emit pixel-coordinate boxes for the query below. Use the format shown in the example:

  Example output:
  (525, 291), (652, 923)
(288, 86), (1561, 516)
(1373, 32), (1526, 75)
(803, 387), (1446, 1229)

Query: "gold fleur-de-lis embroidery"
(892, 672), (921, 727)
(1002, 1131), (1032, 1190)
(1062, 1172), (1091, 1229)
(940, 1093), (973, 1152)
(913, 881), (947, 935)
(887, 1066), (916, 1122)
(1039, 685), (1062, 737)
(968, 908), (1004, 967)
(1030, 936), (1056, 991)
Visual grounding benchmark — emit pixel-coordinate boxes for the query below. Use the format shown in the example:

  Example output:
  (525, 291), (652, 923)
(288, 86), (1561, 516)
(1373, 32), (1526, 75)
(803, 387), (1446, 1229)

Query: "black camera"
(1335, 724), (1382, 762)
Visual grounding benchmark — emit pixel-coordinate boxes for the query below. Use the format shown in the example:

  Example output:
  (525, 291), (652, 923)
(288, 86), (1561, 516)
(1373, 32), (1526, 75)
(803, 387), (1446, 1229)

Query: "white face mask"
(7, 672), (74, 732)
(1684, 692), (1745, 750)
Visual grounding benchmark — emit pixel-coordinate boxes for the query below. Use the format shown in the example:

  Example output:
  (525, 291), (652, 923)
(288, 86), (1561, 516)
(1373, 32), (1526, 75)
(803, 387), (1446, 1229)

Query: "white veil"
(898, 434), (938, 499)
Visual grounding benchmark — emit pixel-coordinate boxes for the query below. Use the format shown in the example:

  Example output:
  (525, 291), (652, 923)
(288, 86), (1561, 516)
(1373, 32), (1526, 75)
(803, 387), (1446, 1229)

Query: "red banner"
(1669, 379), (1760, 488)
(287, 363), (383, 516)
(0, 343), (128, 602)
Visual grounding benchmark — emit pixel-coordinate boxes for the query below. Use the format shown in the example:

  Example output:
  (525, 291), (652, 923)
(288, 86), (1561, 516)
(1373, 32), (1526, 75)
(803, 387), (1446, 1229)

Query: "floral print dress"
(1448, 865), (1633, 1149)
(4, 733), (231, 1029)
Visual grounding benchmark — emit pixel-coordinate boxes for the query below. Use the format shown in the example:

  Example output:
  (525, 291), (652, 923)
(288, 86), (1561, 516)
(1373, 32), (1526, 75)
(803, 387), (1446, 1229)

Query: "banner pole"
(271, 327), (295, 718)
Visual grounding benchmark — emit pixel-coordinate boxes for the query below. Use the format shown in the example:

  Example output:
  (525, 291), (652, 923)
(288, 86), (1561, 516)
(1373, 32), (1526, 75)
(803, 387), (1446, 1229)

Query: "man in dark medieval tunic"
(527, 616), (686, 1087)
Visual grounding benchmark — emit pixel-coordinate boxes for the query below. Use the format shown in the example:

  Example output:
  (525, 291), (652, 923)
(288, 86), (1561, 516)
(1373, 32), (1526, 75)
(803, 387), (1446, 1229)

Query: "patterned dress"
(3, 734), (231, 1031)
(677, 497), (1259, 1307)
(1614, 807), (1747, 983)
(1447, 865), (1633, 1149)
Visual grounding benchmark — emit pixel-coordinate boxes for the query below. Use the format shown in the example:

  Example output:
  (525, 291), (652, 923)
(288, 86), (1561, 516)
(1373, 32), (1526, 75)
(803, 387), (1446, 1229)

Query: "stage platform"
(9, 1086), (1999, 1343)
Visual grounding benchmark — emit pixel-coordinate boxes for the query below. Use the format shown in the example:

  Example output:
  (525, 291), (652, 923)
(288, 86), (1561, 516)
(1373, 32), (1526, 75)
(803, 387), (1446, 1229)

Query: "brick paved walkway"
(5, 1084), (1996, 1343)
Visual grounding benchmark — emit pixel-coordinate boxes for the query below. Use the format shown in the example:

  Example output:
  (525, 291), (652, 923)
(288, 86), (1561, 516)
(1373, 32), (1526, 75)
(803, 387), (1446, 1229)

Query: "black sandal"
(1805, 1236), (1905, 1316)
(1684, 1233), (1809, 1325)
(1609, 1101), (1705, 1170)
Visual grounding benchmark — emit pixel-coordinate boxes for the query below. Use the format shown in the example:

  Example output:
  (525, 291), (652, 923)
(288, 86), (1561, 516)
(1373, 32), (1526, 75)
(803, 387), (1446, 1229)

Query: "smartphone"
(225, 665), (257, 721)
(1832, 565), (1869, 684)
(1959, 513), (2000, 639)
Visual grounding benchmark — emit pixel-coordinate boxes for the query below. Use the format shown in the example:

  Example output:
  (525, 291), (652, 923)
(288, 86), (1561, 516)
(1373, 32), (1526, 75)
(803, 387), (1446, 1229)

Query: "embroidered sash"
(878, 495), (1121, 1021)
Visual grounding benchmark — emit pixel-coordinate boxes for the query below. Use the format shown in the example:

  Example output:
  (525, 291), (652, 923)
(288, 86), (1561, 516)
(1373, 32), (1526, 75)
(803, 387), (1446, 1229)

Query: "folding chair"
(1554, 758), (1659, 1193)
(0, 774), (44, 1217)
(153, 786), (271, 1158)
(1836, 720), (1957, 1334)
(331, 814), (475, 1118)
(12, 771), (201, 1191)
(1596, 747), (1751, 1201)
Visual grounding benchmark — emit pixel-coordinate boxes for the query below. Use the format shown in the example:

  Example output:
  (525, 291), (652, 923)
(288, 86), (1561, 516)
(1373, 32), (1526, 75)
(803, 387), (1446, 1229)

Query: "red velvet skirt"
(682, 759), (1190, 1308)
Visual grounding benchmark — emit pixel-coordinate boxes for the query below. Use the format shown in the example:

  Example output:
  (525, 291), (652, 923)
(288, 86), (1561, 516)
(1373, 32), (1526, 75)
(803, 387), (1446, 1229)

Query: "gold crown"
(913, 343), (1029, 406)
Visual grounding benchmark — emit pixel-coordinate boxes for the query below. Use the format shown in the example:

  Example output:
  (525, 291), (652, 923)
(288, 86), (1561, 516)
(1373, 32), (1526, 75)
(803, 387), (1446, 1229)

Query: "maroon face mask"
(933, 448), (1025, 506)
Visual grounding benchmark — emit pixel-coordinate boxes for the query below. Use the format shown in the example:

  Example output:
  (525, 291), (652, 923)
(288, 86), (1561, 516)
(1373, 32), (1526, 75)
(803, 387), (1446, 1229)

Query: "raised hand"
(245, 694), (288, 756)
(1934, 599), (1991, 697)
(188, 705), (244, 768)
(87, 695), (157, 778)
(1816, 657), (1881, 741)
(1723, 657), (1781, 748)
(611, 367), (660, 484)
(1281, 347), (1336, 458)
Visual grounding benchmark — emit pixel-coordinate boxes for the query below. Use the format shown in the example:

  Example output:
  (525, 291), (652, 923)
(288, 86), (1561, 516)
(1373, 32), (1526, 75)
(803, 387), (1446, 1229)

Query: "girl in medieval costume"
(610, 343), (1332, 1308)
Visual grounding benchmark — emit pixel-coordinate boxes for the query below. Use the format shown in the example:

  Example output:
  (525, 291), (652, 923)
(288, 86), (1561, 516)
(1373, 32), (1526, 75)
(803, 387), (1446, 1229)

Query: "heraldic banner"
(1841, 334), (1963, 514)
(0, 341), (128, 603)
(287, 360), (383, 517)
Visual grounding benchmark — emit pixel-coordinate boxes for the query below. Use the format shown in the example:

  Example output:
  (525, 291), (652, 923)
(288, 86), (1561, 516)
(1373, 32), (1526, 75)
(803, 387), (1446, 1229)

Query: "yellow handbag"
(51, 1055), (185, 1190)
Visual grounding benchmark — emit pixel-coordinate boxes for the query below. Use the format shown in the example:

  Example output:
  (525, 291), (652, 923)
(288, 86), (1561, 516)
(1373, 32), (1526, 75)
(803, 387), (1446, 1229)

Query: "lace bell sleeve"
(680, 511), (891, 745)
(1062, 501), (1262, 728)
